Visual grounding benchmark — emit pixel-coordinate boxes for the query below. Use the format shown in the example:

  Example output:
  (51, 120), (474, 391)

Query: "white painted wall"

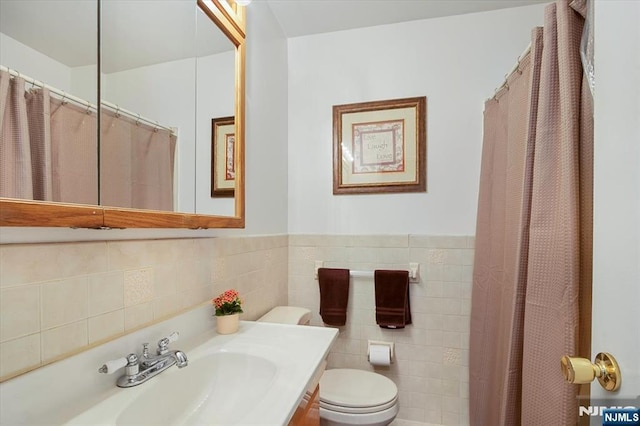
(1, 33), (97, 105)
(196, 51), (236, 216)
(591, 0), (640, 411)
(70, 65), (97, 105)
(242, 0), (289, 235)
(0, 32), (72, 93)
(287, 4), (546, 235)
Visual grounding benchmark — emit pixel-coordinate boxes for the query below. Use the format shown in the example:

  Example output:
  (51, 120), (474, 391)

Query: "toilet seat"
(320, 396), (398, 414)
(319, 369), (398, 414)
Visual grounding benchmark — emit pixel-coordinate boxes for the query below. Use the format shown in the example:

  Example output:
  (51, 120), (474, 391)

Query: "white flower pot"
(216, 313), (240, 334)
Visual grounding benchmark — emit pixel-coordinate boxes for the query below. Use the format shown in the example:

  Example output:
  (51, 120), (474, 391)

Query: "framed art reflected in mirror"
(211, 115), (235, 197)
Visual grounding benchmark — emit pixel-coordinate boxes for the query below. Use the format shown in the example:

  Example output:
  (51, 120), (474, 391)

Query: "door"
(590, 1), (640, 425)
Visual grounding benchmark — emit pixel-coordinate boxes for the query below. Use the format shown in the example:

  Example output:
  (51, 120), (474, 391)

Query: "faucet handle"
(98, 356), (128, 374)
(125, 353), (139, 376)
(157, 332), (179, 355)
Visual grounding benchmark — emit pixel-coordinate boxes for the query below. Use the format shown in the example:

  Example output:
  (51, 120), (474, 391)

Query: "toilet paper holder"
(368, 340), (395, 364)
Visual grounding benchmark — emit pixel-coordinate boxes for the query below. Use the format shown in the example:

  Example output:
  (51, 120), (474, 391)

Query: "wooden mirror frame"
(0, 0), (245, 230)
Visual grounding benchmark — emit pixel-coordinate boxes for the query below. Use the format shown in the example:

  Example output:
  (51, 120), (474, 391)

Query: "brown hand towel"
(318, 267), (350, 326)
(374, 270), (412, 329)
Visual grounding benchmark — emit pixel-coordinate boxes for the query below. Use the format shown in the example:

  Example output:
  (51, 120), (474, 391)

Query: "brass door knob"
(561, 352), (621, 391)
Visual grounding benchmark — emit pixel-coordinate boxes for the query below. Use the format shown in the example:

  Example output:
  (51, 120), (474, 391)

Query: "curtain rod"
(490, 42), (532, 101)
(1, 65), (176, 136)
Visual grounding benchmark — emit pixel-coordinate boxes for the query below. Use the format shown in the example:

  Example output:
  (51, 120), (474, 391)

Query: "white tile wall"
(0, 235), (288, 381)
(289, 234), (474, 426)
(1, 232), (473, 425)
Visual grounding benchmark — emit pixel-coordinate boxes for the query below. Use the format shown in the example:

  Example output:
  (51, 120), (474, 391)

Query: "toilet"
(258, 306), (399, 426)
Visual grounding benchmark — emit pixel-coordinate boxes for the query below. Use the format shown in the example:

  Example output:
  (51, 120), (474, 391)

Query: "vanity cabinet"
(289, 384), (320, 426)
(289, 360), (325, 426)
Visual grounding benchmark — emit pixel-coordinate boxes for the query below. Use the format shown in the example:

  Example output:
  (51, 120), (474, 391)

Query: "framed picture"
(211, 116), (235, 197)
(332, 96), (426, 195)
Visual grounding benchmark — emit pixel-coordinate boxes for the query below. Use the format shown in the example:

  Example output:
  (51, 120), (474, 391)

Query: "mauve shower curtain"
(25, 86), (53, 201)
(469, 0), (593, 425)
(1, 69), (176, 210)
(0, 70), (34, 198)
(49, 95), (99, 205)
(0, 70), (99, 204)
(101, 111), (176, 211)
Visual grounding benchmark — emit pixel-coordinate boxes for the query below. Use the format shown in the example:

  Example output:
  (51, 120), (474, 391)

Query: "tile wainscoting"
(289, 235), (473, 426)
(1, 232), (473, 425)
(0, 235), (288, 380)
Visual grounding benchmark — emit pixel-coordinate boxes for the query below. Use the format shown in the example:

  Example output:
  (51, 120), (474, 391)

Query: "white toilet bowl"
(257, 307), (399, 426)
(319, 368), (399, 426)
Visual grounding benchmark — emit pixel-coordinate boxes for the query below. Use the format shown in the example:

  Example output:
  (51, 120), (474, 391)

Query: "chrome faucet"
(98, 332), (188, 388)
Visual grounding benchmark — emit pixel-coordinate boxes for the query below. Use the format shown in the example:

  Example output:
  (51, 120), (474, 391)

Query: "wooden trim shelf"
(0, 199), (103, 228)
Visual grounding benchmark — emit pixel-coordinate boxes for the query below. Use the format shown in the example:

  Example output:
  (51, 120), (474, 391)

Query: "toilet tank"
(257, 306), (311, 325)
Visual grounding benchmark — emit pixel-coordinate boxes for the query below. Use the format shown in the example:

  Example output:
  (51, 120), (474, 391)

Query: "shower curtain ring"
(153, 121), (159, 132)
(135, 113), (141, 125)
(61, 91), (68, 105)
(115, 105), (121, 118)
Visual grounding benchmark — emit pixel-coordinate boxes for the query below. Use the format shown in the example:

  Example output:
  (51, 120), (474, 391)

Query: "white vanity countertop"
(0, 307), (338, 426)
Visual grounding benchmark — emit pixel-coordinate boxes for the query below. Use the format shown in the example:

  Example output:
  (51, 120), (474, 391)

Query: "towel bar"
(314, 261), (420, 283)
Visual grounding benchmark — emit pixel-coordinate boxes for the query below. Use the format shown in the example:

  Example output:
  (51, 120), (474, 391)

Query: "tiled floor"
(390, 420), (441, 426)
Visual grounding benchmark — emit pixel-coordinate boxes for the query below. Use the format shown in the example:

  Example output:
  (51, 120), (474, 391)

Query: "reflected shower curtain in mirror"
(0, 70), (35, 199)
(469, 0), (593, 424)
(101, 112), (176, 211)
(1, 70), (98, 203)
(49, 95), (99, 205)
(0, 69), (176, 210)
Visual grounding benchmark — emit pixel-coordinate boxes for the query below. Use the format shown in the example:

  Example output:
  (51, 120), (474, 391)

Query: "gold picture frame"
(211, 116), (235, 197)
(332, 96), (427, 195)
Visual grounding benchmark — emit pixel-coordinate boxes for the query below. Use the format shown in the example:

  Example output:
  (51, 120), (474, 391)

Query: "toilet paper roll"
(368, 344), (391, 366)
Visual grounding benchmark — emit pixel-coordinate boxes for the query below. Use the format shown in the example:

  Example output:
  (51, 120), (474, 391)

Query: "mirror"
(100, 0), (235, 215)
(0, 0), (245, 228)
(0, 0), (99, 205)
(196, 6), (237, 216)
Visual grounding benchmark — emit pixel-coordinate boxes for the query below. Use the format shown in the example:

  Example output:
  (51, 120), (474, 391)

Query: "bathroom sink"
(45, 320), (338, 426)
(116, 352), (277, 425)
